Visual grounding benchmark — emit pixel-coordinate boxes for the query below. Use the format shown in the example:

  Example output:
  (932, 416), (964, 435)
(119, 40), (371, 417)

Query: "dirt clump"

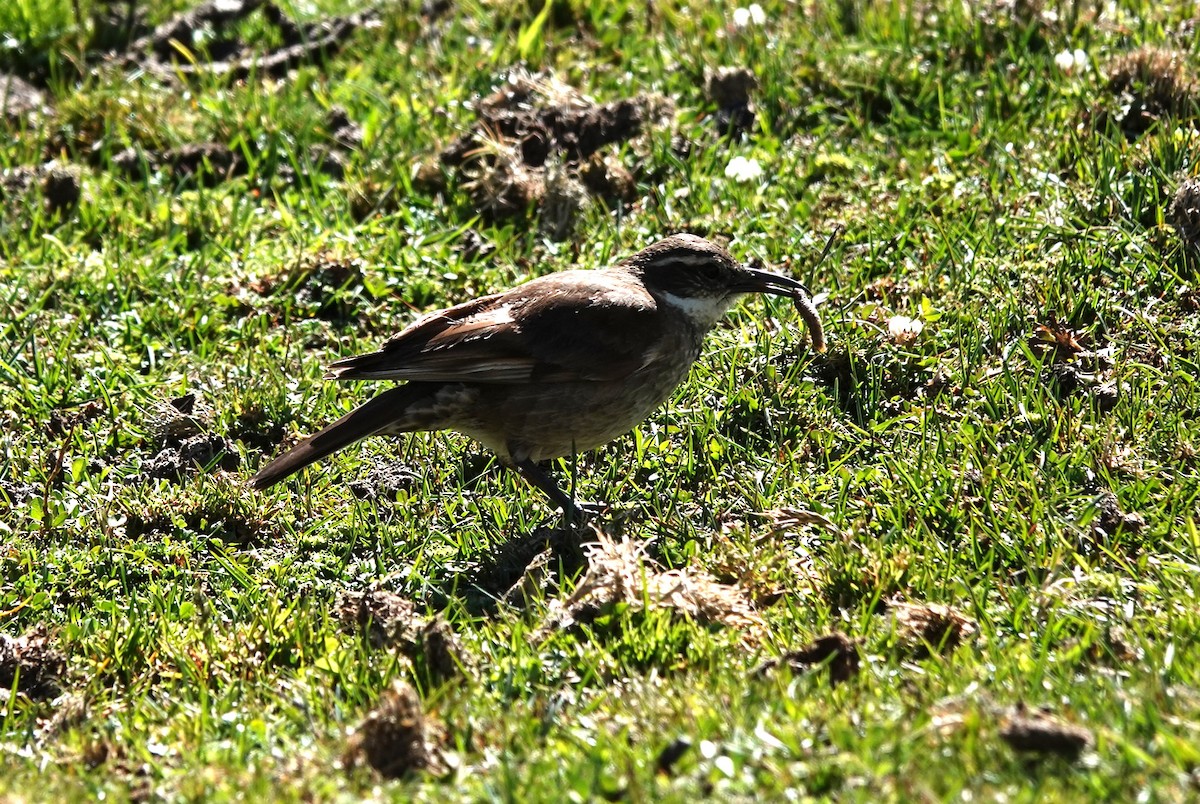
(125, 482), (279, 547)
(0, 625), (68, 701)
(348, 460), (421, 501)
(705, 66), (758, 137)
(435, 69), (671, 237)
(336, 588), (423, 649)
(343, 681), (445, 779)
(0, 162), (83, 218)
(1, 73), (51, 122)
(1169, 176), (1200, 250)
(1099, 47), (1199, 138)
(463, 525), (588, 611)
(753, 632), (860, 687)
(113, 142), (246, 186)
(999, 704), (1093, 759)
(1089, 491), (1146, 538)
(335, 589), (468, 684)
(887, 600), (977, 659)
(249, 253), (370, 326)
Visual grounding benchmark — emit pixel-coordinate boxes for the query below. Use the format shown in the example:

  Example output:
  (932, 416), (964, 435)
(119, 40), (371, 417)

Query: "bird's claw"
(562, 500), (608, 528)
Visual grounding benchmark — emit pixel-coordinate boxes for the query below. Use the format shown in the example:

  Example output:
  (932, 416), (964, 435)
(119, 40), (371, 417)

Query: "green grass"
(4, 0), (1200, 799)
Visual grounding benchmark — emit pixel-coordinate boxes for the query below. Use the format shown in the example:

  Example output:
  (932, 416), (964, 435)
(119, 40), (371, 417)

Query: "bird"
(249, 233), (826, 522)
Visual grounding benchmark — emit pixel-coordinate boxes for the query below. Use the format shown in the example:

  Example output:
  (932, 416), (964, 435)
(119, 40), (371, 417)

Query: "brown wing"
(326, 270), (671, 383)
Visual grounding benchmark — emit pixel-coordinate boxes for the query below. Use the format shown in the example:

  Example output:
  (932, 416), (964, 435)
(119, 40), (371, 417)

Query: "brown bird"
(250, 234), (825, 521)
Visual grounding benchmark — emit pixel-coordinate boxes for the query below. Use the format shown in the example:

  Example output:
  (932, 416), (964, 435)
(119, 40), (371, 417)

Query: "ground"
(2, 0), (1200, 800)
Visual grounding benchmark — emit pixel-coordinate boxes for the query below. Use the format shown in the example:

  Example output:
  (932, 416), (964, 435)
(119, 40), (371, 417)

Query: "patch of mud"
(343, 680), (446, 779)
(434, 69), (671, 238)
(0, 625), (67, 701)
(753, 632), (860, 687)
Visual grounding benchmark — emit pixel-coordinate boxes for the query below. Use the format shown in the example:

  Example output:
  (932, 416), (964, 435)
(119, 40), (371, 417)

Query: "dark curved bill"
(737, 268), (827, 352)
(736, 267), (815, 300)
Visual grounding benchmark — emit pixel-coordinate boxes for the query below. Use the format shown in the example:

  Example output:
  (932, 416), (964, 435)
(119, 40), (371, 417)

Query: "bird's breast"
(448, 333), (705, 462)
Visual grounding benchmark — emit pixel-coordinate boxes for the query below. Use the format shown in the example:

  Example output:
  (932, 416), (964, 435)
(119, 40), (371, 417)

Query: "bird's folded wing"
(326, 274), (668, 383)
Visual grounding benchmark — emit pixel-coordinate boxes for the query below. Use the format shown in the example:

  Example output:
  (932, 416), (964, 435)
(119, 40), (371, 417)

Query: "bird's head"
(628, 234), (826, 350)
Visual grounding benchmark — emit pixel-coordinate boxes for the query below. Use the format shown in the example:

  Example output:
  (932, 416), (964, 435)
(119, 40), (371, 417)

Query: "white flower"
(887, 315), (924, 345)
(724, 155), (763, 183)
(1054, 48), (1090, 73)
(733, 4), (766, 28)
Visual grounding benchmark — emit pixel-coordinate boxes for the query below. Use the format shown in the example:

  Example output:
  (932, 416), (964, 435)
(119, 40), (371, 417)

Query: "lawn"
(2, 0), (1199, 800)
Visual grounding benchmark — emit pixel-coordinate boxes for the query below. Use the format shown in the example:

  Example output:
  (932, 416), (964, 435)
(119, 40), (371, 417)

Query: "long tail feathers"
(249, 385), (429, 490)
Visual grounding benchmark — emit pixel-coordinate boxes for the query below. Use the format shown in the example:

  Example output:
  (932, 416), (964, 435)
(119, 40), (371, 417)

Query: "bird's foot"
(562, 501), (640, 537)
(574, 500), (611, 520)
(556, 500), (605, 531)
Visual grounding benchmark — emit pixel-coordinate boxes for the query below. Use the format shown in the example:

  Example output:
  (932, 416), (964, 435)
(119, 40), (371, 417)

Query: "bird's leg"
(510, 456), (603, 527)
(563, 443), (610, 520)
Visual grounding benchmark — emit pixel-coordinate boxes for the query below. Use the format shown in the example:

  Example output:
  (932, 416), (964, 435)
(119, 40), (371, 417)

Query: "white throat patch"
(657, 290), (737, 327)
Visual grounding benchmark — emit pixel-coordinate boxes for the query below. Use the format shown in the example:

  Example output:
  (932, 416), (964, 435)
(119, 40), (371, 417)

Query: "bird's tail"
(249, 384), (434, 490)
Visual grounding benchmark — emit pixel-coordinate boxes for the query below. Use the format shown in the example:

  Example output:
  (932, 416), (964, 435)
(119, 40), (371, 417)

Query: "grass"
(3, 0), (1200, 799)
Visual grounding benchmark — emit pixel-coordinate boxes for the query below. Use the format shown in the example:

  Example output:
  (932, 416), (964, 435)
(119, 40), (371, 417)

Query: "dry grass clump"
(540, 532), (764, 641)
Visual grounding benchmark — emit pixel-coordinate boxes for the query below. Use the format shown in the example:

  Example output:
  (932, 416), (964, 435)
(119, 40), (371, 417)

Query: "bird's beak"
(737, 267), (827, 352)
(736, 267), (814, 300)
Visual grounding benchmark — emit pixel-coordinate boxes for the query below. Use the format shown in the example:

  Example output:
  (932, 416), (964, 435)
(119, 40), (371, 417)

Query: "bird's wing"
(326, 271), (671, 383)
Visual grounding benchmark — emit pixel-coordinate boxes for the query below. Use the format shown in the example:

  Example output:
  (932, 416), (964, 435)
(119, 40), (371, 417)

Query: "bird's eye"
(699, 260), (726, 282)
